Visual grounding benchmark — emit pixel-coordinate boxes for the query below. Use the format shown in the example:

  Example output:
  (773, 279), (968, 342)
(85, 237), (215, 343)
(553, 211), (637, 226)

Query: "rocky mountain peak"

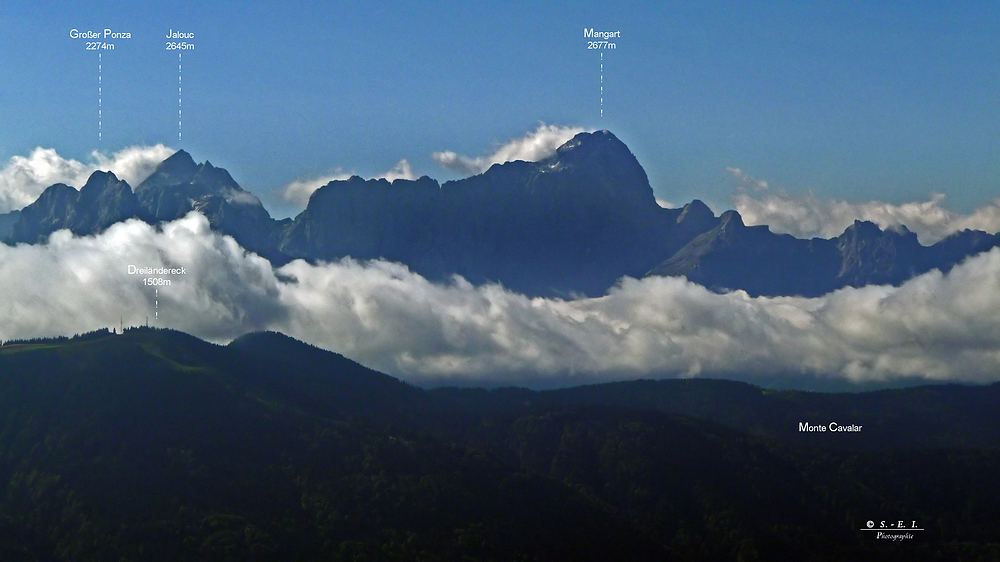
(192, 160), (241, 192)
(550, 131), (644, 177)
(677, 200), (713, 223)
(718, 209), (745, 230)
(139, 150), (199, 190)
(78, 171), (130, 204)
(553, 130), (628, 158)
(841, 220), (882, 238)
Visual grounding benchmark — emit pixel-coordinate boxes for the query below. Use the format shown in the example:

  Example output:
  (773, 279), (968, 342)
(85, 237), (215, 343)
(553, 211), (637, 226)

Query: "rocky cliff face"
(5, 150), (284, 260)
(134, 150), (283, 259)
(0, 210), (19, 240)
(276, 131), (715, 295)
(6, 171), (136, 244)
(647, 215), (1000, 297)
(4, 134), (998, 298)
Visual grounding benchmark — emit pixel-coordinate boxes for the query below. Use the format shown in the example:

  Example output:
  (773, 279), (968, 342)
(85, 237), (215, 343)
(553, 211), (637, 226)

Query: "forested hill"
(0, 328), (997, 560)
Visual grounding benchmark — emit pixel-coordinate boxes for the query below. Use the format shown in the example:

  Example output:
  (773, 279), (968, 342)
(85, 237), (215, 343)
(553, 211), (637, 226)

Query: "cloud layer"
(0, 145), (175, 214)
(728, 167), (1000, 244)
(3, 213), (1000, 389)
(281, 159), (416, 208)
(433, 124), (589, 176)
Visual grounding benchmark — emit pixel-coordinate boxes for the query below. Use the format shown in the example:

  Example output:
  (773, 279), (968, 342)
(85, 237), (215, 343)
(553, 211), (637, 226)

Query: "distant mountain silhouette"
(647, 212), (1000, 296)
(3, 150), (286, 260)
(134, 150), (287, 260)
(4, 132), (998, 296)
(277, 131), (718, 295)
(5, 171), (135, 243)
(0, 210), (20, 240)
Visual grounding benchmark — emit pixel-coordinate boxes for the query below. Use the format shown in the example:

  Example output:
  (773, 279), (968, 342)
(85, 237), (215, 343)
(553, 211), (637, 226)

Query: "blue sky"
(2, 1), (999, 218)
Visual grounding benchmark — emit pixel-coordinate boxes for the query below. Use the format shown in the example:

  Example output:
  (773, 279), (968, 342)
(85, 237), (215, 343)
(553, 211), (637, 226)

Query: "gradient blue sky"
(2, 1), (999, 218)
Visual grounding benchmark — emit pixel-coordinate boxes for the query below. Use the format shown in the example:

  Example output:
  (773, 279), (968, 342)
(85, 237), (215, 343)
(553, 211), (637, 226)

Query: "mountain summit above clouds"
(5, 171), (135, 243)
(276, 130), (703, 295)
(2, 131), (998, 297)
(4, 149), (284, 260)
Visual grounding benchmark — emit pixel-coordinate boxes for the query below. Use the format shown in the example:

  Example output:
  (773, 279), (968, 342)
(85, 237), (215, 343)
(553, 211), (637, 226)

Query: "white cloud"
(433, 123), (590, 176)
(91, 145), (176, 187)
(727, 167), (1000, 244)
(0, 148), (89, 213)
(0, 214), (283, 342)
(280, 170), (352, 208)
(220, 187), (264, 207)
(274, 253), (1000, 386)
(381, 159), (415, 182)
(3, 213), (1000, 388)
(726, 167), (771, 191)
(0, 145), (174, 214)
(280, 159), (418, 208)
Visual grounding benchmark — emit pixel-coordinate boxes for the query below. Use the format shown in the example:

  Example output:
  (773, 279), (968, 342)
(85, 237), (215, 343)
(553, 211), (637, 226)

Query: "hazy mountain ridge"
(648, 210), (1000, 296)
(2, 150), (284, 260)
(5, 171), (136, 243)
(3, 131), (998, 297)
(0, 210), (18, 240)
(0, 327), (998, 560)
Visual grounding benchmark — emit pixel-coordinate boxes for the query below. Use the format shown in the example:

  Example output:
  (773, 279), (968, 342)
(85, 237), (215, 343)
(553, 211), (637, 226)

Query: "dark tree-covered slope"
(0, 328), (998, 560)
(0, 329), (658, 561)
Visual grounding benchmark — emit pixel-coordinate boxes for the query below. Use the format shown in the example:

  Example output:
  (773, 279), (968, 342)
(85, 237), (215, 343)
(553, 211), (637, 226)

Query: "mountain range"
(2, 131), (998, 297)
(1, 328), (997, 560)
